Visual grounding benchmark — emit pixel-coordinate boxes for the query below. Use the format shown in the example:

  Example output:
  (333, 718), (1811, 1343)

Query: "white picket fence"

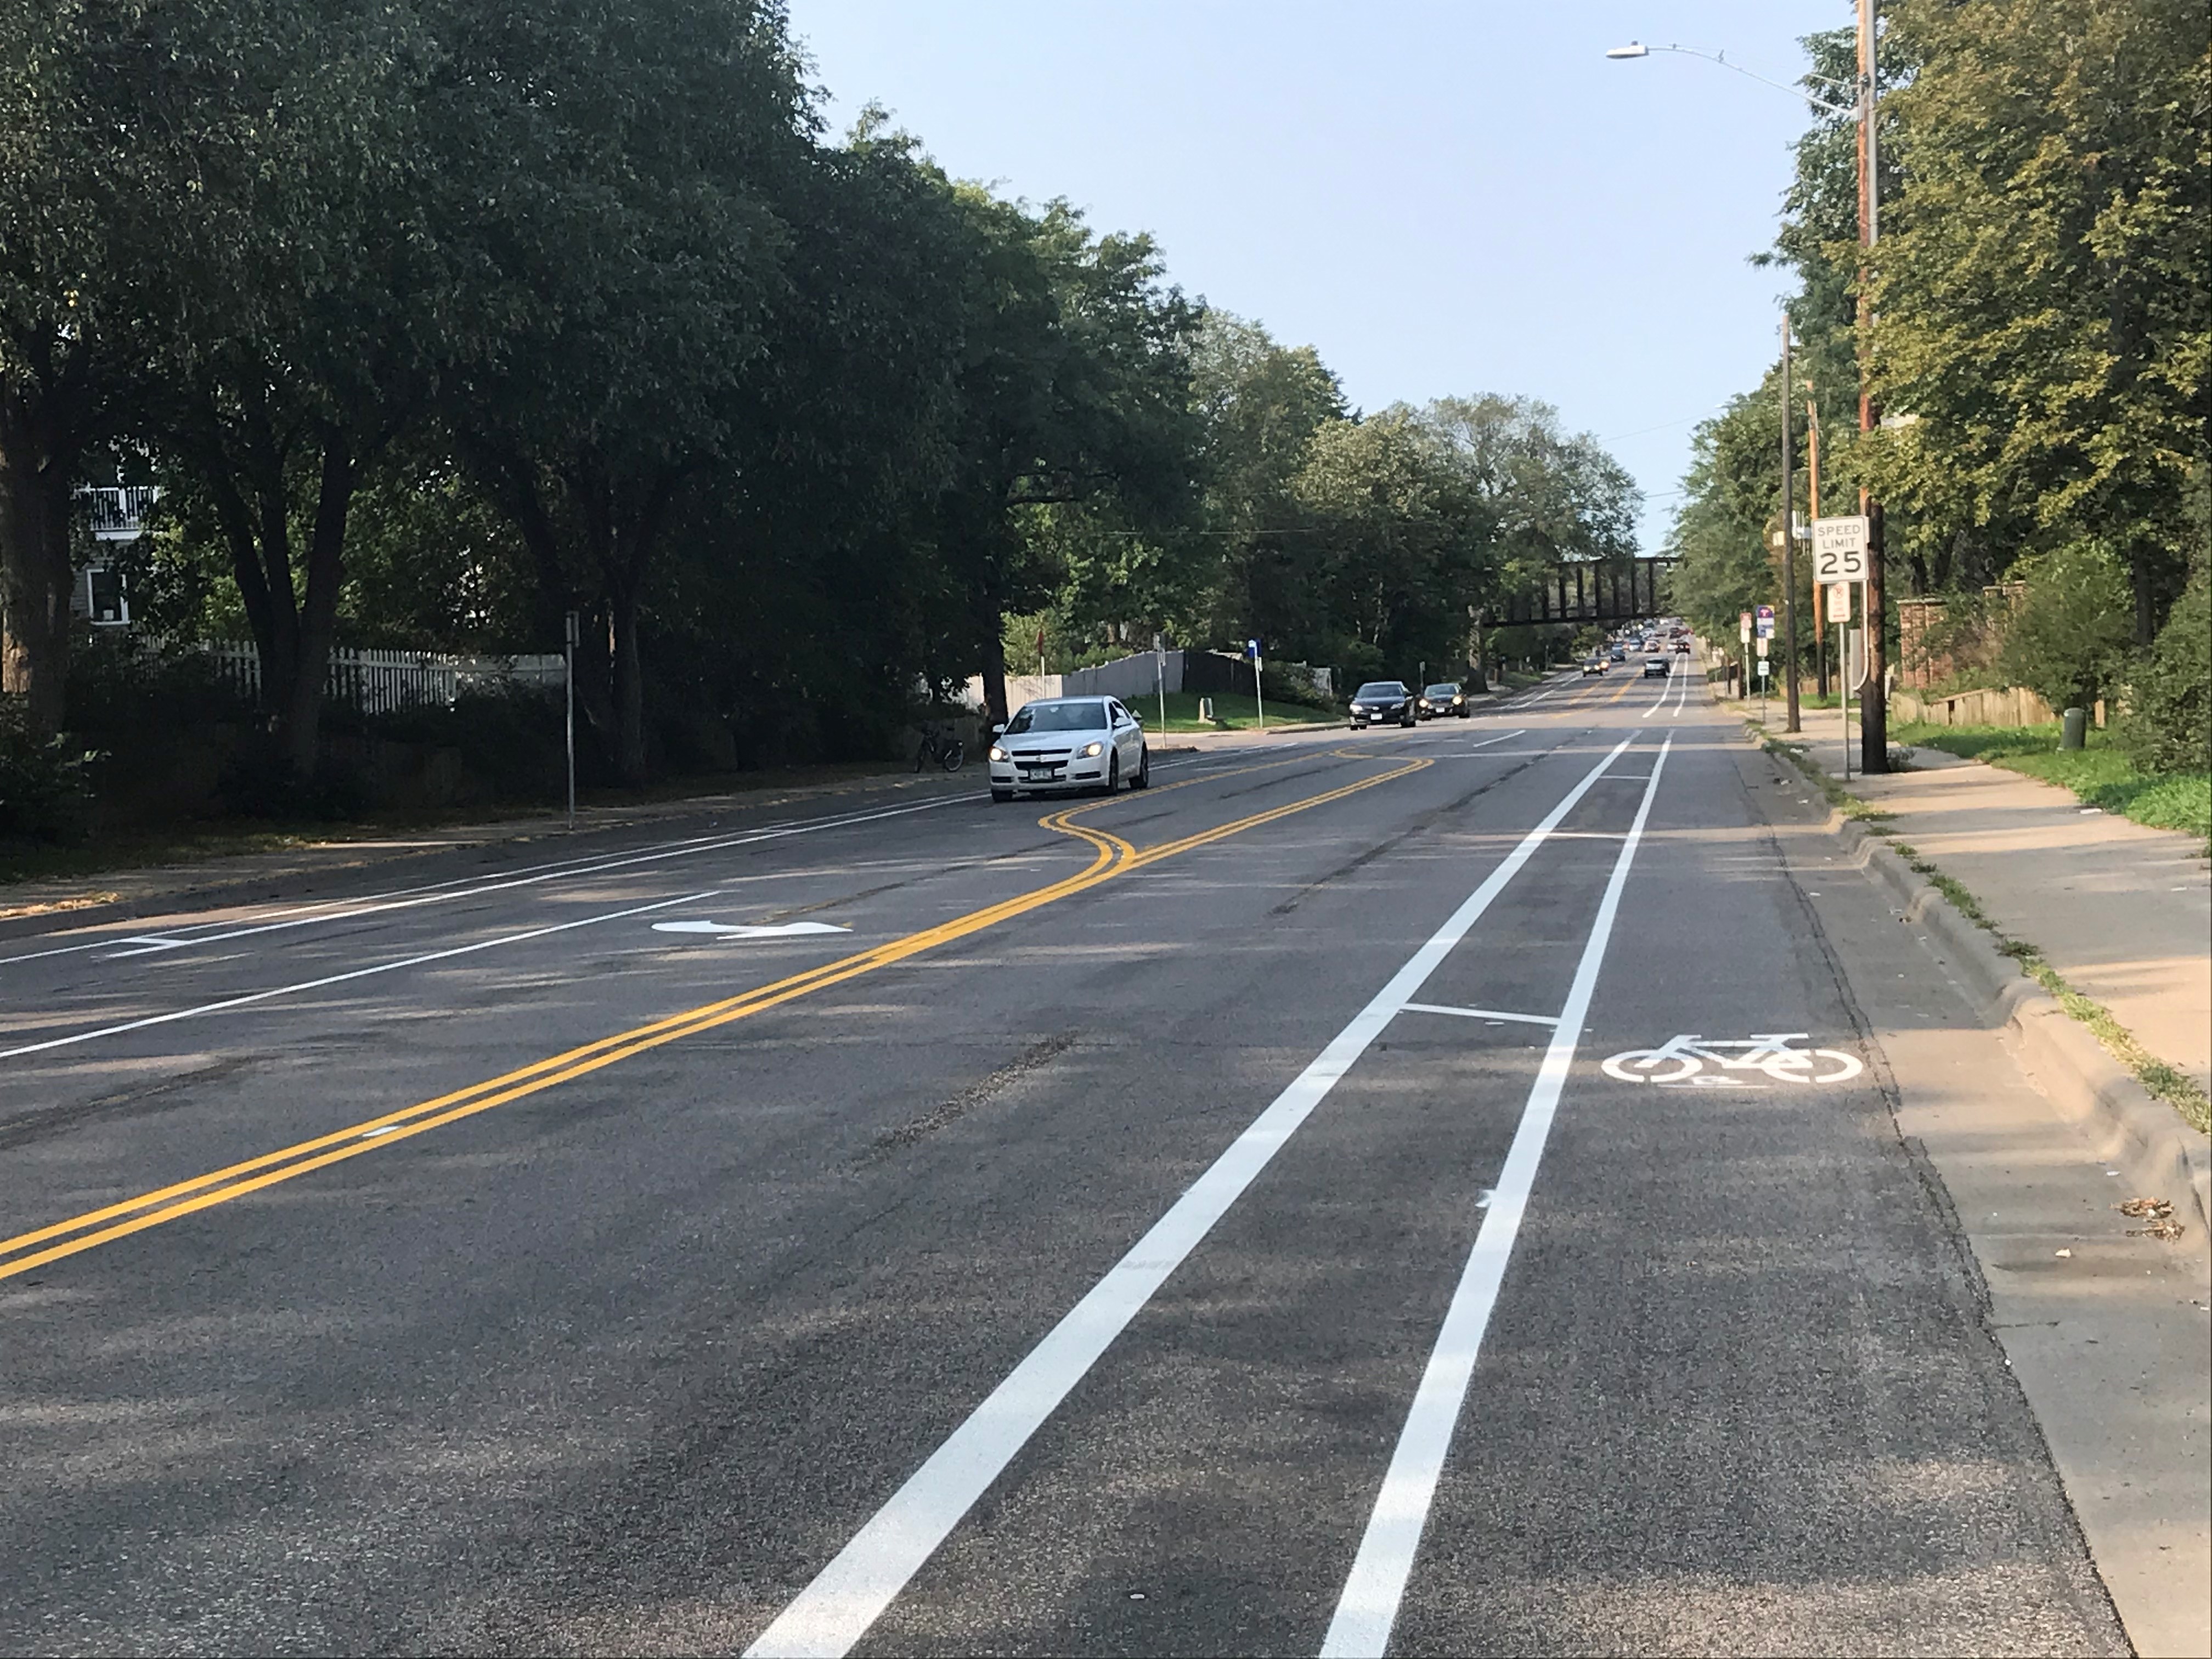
(196, 641), (565, 715)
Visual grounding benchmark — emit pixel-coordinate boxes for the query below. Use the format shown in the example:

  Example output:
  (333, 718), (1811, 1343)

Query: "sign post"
(1829, 583), (1854, 779)
(1248, 638), (1264, 731)
(1738, 611), (1753, 699)
(563, 609), (579, 831)
(1154, 633), (1167, 735)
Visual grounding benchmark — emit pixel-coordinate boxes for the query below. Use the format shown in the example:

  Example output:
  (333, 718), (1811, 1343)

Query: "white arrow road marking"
(651, 921), (852, 938)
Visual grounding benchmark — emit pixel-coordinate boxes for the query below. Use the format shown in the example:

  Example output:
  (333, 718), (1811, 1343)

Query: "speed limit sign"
(1812, 517), (1869, 582)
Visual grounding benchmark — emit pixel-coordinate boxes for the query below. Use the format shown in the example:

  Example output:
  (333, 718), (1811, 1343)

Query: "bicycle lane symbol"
(1600, 1033), (1864, 1089)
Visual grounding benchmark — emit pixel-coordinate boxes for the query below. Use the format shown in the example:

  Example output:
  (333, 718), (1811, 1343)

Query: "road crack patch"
(866, 1033), (1077, 1158)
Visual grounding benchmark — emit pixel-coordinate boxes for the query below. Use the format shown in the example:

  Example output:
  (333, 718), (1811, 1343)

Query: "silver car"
(988, 696), (1151, 802)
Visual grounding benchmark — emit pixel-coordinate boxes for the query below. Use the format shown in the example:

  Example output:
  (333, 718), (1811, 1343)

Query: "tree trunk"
(2130, 544), (2158, 648)
(607, 582), (647, 786)
(0, 408), (76, 736)
(979, 635), (1009, 726)
(284, 433), (354, 780)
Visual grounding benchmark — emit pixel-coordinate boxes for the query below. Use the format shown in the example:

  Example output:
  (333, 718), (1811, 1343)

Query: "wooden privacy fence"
(1892, 686), (2072, 728)
(198, 642), (564, 715)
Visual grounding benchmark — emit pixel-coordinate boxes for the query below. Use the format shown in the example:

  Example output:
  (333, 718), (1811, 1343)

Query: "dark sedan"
(1347, 680), (1418, 728)
(1417, 682), (1471, 719)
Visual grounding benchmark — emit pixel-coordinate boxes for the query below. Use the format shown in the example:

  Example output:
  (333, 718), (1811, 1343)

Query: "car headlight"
(1080, 741), (1104, 758)
(1451, 695), (1463, 704)
(989, 744), (1007, 761)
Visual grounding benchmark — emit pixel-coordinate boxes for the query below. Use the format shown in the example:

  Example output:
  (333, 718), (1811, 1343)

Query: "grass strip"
(1743, 718), (2210, 1135)
(1142, 690), (1340, 732)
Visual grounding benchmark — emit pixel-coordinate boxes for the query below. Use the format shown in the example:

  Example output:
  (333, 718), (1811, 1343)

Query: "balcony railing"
(81, 485), (159, 540)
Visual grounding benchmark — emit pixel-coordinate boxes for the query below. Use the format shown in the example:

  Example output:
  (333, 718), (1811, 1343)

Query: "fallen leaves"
(2117, 1198), (2184, 1240)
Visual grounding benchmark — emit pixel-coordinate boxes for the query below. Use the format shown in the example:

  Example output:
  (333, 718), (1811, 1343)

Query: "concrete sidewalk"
(1790, 712), (2211, 1098)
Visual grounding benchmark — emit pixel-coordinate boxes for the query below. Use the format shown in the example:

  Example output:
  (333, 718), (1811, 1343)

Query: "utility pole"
(1857, 0), (1889, 772)
(1780, 314), (1801, 733)
(1808, 394), (1828, 698)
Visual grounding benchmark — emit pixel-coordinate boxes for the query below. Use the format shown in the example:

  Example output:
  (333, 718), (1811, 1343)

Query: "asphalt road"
(0, 668), (2125, 1656)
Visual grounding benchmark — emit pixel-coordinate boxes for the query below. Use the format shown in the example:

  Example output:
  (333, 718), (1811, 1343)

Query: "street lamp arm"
(1606, 42), (1859, 120)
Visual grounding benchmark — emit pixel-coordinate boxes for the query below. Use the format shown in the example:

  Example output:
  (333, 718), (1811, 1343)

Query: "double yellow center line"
(1, 750), (1430, 1283)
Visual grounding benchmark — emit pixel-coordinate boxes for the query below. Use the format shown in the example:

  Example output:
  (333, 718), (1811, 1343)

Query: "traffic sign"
(1827, 581), (1852, 623)
(1755, 604), (1775, 640)
(1738, 611), (1752, 644)
(1757, 658), (1770, 678)
(1812, 516), (1870, 582)
(1756, 636), (1769, 659)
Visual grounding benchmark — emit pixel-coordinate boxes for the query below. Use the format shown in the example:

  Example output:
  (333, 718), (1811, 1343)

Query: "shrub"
(1997, 543), (2136, 713)
(2124, 563), (2210, 775)
(64, 633), (254, 733)
(0, 697), (99, 844)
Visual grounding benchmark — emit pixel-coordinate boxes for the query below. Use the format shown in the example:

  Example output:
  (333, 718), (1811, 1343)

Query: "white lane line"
(739, 734), (1638, 1659)
(1399, 1003), (1558, 1027)
(0, 891), (719, 1062)
(1417, 729), (1525, 757)
(2, 796), (966, 970)
(1319, 733), (1672, 1659)
(652, 921), (850, 938)
(1671, 659), (1692, 716)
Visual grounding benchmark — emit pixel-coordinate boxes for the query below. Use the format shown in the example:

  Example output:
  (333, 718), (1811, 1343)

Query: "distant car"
(1674, 638), (1692, 654)
(1642, 655), (1671, 678)
(988, 695), (1149, 802)
(1417, 682), (1470, 719)
(1581, 656), (1608, 676)
(1609, 647), (1627, 663)
(1347, 681), (1417, 728)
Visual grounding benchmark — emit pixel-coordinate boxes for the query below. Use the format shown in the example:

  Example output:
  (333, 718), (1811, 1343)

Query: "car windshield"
(1005, 701), (1107, 733)
(1353, 683), (1405, 699)
(1425, 684), (1458, 697)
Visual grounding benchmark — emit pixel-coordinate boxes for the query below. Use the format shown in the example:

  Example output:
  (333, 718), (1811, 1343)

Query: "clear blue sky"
(785, 1), (1850, 554)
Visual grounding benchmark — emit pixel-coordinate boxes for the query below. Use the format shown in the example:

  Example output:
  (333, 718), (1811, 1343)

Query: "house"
(73, 486), (155, 627)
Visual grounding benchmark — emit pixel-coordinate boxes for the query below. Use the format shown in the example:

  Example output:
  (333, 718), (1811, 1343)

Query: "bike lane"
(1376, 716), (2120, 1655)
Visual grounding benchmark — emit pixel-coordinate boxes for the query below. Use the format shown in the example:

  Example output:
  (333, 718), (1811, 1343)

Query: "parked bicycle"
(913, 723), (965, 773)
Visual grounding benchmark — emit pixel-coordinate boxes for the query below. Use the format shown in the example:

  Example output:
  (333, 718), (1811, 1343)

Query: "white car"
(988, 696), (1151, 802)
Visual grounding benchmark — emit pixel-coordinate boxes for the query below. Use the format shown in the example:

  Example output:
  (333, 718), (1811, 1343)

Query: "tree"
(441, 0), (811, 783)
(1667, 380), (1793, 659)
(0, 0), (229, 731)
(922, 191), (1201, 721)
(1862, 0), (2210, 640)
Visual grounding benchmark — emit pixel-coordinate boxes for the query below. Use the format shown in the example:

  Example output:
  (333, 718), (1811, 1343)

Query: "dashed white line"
(1399, 1003), (1559, 1026)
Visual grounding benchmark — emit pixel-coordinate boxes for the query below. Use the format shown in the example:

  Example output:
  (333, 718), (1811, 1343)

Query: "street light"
(1604, 42), (1857, 118)
(1606, 5), (1890, 770)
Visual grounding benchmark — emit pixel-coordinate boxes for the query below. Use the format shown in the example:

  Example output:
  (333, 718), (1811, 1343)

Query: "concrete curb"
(1820, 800), (2212, 1233)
